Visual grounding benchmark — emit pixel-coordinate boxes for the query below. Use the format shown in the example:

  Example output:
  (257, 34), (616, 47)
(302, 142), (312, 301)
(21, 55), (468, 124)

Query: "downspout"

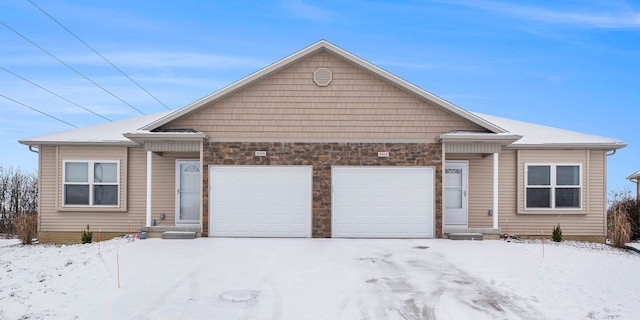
(146, 150), (153, 227)
(28, 145), (39, 153)
(606, 149), (616, 156)
(492, 152), (499, 229)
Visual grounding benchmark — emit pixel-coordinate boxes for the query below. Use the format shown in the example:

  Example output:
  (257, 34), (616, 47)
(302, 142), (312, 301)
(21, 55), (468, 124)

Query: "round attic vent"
(313, 67), (332, 87)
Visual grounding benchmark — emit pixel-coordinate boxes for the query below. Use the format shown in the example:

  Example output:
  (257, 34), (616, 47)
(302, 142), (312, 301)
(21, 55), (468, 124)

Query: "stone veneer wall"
(202, 142), (443, 238)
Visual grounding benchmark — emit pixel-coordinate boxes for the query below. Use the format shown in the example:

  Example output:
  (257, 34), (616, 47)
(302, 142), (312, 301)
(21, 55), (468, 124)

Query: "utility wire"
(28, 0), (171, 111)
(1, 66), (112, 122)
(0, 20), (145, 115)
(1, 93), (78, 128)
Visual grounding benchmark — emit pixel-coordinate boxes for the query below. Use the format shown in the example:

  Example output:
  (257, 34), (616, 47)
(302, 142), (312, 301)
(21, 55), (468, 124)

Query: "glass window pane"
(65, 162), (88, 183)
(556, 188), (580, 208)
(445, 168), (462, 187)
(557, 166), (579, 186)
(527, 166), (550, 186)
(445, 190), (462, 208)
(94, 162), (117, 183)
(94, 185), (118, 205)
(526, 188), (551, 208)
(65, 185), (89, 205)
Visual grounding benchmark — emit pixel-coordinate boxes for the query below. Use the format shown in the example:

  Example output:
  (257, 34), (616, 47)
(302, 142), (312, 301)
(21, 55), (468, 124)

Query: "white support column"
(492, 152), (499, 229)
(146, 150), (153, 227)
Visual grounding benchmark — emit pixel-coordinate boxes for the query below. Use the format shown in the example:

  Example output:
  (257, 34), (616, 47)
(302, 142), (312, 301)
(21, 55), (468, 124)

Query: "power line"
(28, 0), (171, 111)
(0, 19), (145, 115)
(1, 66), (112, 122)
(0, 93), (78, 128)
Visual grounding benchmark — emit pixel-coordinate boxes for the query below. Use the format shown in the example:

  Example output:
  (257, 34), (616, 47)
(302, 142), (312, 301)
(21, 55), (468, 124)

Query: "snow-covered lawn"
(1, 237), (639, 320)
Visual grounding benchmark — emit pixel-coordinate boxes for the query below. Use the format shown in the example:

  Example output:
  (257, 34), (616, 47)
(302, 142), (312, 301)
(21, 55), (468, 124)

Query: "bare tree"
(0, 165), (38, 235)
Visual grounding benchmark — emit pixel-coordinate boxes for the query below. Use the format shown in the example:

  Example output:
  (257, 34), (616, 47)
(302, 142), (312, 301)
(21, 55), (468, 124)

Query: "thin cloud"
(281, 0), (333, 22)
(447, 0), (640, 28)
(2, 51), (268, 69)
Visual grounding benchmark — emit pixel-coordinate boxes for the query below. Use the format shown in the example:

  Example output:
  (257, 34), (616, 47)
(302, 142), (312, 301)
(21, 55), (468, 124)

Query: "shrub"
(607, 191), (640, 241)
(610, 210), (632, 248)
(552, 224), (562, 242)
(14, 213), (37, 245)
(81, 224), (93, 244)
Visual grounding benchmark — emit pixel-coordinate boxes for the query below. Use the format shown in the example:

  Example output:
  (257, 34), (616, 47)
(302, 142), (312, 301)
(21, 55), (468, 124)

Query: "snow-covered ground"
(1, 237), (639, 320)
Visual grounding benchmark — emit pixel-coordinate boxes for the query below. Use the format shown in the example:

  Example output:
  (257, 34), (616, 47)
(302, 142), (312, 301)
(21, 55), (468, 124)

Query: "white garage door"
(209, 166), (312, 237)
(332, 167), (434, 238)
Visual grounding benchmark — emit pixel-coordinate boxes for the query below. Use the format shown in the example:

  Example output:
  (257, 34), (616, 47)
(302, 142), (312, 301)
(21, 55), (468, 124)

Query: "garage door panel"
(210, 166), (312, 237)
(332, 167), (434, 238)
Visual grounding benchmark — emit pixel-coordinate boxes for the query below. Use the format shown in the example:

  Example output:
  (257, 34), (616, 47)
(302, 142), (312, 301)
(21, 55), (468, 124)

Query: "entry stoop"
(162, 231), (197, 240)
(447, 233), (484, 241)
(141, 226), (200, 238)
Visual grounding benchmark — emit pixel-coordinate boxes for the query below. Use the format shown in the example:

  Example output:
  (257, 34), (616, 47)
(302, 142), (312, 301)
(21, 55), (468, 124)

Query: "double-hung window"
(526, 164), (581, 209)
(64, 161), (119, 206)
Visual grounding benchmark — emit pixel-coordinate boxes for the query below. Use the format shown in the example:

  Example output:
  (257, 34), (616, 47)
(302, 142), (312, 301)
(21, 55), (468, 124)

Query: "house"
(19, 40), (625, 243)
(626, 170), (640, 199)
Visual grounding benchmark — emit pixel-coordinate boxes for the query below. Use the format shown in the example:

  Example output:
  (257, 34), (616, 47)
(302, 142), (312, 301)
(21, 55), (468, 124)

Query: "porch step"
(162, 231), (197, 240)
(141, 226), (201, 239)
(448, 233), (484, 241)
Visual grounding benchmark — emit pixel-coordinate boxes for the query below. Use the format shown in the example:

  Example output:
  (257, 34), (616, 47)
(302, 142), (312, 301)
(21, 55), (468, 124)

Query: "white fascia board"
(122, 131), (207, 144)
(503, 142), (627, 150)
(438, 132), (522, 143)
(18, 140), (139, 146)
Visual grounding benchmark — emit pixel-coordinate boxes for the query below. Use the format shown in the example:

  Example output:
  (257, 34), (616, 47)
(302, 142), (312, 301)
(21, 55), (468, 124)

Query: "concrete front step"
(141, 226), (201, 238)
(444, 227), (501, 240)
(448, 233), (484, 241)
(162, 231), (197, 240)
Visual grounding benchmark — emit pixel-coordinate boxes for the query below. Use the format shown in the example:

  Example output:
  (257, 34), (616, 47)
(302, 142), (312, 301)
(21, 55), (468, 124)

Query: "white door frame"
(444, 160), (469, 226)
(175, 159), (201, 225)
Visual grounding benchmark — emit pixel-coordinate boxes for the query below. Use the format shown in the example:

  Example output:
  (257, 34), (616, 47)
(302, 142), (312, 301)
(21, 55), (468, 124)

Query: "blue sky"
(1, 0), (638, 196)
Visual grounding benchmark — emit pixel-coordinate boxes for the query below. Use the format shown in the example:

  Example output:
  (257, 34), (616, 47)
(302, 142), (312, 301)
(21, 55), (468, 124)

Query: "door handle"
(177, 188), (180, 195)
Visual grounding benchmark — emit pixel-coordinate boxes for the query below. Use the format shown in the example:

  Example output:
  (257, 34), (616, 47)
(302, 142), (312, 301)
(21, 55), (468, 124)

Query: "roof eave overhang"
(18, 140), (138, 146)
(503, 143), (627, 150)
(626, 171), (640, 182)
(122, 131), (207, 144)
(438, 133), (523, 145)
(141, 40), (507, 134)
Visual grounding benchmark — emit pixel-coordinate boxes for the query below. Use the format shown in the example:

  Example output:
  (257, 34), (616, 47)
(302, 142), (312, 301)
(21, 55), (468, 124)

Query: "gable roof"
(475, 113), (625, 150)
(140, 40), (505, 133)
(19, 111), (171, 146)
(18, 40), (625, 151)
(626, 170), (640, 182)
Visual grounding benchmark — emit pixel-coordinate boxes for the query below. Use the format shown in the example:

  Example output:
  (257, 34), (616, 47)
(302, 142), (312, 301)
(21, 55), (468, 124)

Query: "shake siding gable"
(162, 50), (485, 139)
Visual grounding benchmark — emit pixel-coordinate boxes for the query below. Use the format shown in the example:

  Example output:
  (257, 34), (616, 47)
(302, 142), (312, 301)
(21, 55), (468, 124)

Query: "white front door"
(176, 160), (200, 225)
(445, 161), (469, 226)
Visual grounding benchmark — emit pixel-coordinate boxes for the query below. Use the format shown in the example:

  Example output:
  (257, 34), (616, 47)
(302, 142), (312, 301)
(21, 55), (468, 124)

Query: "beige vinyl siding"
(150, 153), (181, 226)
(39, 146), (56, 233)
(163, 50), (484, 139)
(496, 149), (606, 237)
(40, 146), (185, 233)
(39, 146), (140, 232)
(468, 156), (494, 228)
(39, 146), (198, 233)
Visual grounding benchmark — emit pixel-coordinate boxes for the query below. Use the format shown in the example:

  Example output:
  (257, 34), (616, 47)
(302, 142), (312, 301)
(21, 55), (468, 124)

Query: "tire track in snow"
(357, 248), (545, 320)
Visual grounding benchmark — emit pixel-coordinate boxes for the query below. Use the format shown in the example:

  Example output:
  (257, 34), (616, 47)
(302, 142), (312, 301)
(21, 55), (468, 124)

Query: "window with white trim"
(525, 164), (581, 209)
(64, 161), (119, 206)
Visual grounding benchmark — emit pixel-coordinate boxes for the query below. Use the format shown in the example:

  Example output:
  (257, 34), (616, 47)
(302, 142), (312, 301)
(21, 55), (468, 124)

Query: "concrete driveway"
(88, 238), (544, 320)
